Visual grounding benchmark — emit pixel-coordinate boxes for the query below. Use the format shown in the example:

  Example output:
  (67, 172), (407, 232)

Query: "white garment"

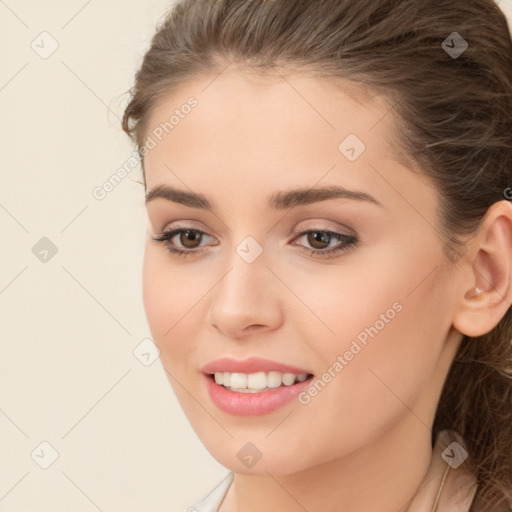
(183, 430), (477, 512)
(184, 471), (234, 512)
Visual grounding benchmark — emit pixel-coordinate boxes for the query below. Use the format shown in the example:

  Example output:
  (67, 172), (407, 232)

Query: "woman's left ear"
(452, 199), (512, 337)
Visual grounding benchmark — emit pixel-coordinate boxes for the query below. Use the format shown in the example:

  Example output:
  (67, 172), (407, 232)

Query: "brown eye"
(179, 229), (203, 249)
(307, 231), (332, 250)
(291, 228), (358, 259)
(151, 227), (213, 257)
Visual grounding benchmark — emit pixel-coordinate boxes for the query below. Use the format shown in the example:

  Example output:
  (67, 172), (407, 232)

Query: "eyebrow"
(144, 184), (383, 210)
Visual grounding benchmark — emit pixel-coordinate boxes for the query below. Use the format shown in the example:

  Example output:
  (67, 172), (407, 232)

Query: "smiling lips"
(201, 356), (313, 375)
(202, 356), (315, 415)
(213, 370), (310, 392)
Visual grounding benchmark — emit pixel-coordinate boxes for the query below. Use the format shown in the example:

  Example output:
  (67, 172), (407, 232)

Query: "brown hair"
(121, 0), (512, 509)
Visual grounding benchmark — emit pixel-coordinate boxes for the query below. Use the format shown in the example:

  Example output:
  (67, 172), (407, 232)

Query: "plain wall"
(1, 1), (511, 511)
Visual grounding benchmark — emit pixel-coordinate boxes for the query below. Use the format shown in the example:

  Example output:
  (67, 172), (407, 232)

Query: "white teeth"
(213, 371), (310, 391)
(282, 373), (296, 386)
(247, 372), (267, 390)
(267, 371), (282, 388)
(230, 372), (246, 389)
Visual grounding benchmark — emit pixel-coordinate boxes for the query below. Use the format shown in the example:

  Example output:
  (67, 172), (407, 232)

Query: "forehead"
(141, 68), (436, 218)
(144, 70), (392, 163)
(145, 68), (394, 148)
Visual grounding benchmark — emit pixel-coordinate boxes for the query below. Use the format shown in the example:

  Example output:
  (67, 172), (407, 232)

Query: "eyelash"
(151, 225), (358, 259)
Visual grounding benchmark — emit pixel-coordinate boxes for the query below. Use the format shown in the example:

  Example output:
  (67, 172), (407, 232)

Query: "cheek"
(142, 249), (210, 427)
(288, 246), (450, 438)
(142, 248), (199, 369)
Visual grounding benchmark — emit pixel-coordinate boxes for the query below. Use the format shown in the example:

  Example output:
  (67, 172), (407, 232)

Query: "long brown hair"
(121, 1), (512, 509)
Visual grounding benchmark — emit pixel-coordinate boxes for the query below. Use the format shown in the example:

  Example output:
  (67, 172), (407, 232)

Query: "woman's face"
(141, 67), (463, 475)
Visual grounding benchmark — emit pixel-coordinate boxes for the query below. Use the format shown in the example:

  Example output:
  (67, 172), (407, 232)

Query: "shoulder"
(182, 472), (234, 512)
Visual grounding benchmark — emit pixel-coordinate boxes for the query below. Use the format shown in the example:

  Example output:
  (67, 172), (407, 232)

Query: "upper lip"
(202, 357), (313, 375)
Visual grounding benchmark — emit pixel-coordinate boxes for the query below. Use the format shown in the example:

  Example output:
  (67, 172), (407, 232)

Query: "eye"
(151, 225), (359, 259)
(291, 227), (358, 258)
(151, 228), (213, 258)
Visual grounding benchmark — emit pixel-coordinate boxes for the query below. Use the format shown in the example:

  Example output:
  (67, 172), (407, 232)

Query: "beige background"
(1, 1), (511, 511)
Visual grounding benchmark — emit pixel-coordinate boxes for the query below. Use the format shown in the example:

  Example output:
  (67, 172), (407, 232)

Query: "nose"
(207, 254), (284, 339)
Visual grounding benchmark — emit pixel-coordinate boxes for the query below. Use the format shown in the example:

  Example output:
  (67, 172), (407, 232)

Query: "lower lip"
(203, 373), (314, 416)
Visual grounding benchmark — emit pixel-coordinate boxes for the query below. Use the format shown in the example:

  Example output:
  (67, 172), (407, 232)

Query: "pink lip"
(201, 357), (314, 416)
(201, 356), (313, 375)
(203, 373), (314, 416)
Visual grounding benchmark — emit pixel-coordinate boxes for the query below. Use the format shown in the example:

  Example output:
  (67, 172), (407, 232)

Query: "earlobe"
(452, 200), (512, 338)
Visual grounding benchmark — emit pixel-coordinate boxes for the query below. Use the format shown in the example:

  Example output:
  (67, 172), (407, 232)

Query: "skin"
(141, 65), (512, 512)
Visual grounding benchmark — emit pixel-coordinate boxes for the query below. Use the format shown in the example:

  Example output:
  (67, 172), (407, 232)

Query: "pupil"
(310, 231), (329, 248)
(182, 230), (200, 248)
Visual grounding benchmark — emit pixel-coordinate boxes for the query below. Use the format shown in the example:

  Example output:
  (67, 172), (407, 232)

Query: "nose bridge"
(208, 233), (283, 335)
(215, 235), (268, 306)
